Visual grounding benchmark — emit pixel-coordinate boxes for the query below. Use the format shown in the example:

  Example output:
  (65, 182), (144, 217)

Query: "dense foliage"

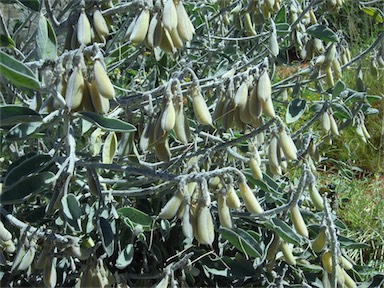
(0, 0), (383, 287)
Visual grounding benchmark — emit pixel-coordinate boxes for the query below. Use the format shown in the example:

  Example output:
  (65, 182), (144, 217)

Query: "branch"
(0, 206), (70, 245)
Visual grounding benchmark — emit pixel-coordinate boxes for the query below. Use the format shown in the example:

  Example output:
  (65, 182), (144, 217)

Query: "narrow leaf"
(62, 194), (82, 231)
(306, 25), (339, 43)
(220, 227), (261, 258)
(4, 154), (52, 186)
(0, 171), (55, 204)
(117, 207), (153, 231)
(36, 15), (57, 60)
(0, 105), (42, 127)
(99, 217), (115, 257)
(78, 111), (136, 132)
(266, 218), (303, 246)
(0, 51), (40, 89)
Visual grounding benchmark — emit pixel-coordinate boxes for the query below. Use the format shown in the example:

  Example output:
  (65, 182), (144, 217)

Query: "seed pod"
(43, 256), (57, 288)
(160, 27), (175, 53)
(329, 112), (339, 136)
(268, 136), (280, 170)
(196, 206), (215, 245)
(269, 31), (279, 57)
(89, 80), (110, 114)
(257, 69), (271, 102)
(309, 8), (317, 24)
(18, 246), (36, 271)
(160, 98), (176, 132)
(173, 104), (190, 144)
(77, 10), (92, 45)
(191, 86), (213, 126)
(325, 66), (335, 87)
(313, 38), (325, 54)
(234, 81), (248, 107)
(93, 9), (109, 37)
(2, 239), (16, 253)
(147, 13), (159, 48)
(159, 194), (183, 219)
(182, 204), (194, 239)
(332, 58), (342, 80)
(176, 0), (194, 42)
(81, 80), (95, 112)
(309, 182), (324, 210)
(311, 226), (327, 253)
(102, 132), (117, 165)
(278, 128), (297, 161)
(320, 111), (331, 132)
(213, 91), (226, 123)
(226, 184), (241, 209)
(170, 28), (183, 49)
(325, 43), (336, 64)
(266, 234), (280, 261)
(321, 250), (334, 273)
(249, 157), (263, 180)
(11, 245), (26, 272)
(244, 13), (257, 36)
(340, 255), (354, 270)
(361, 122), (371, 139)
(281, 241), (296, 265)
(65, 65), (84, 110)
(222, 98), (235, 130)
(94, 59), (115, 100)
(239, 181), (264, 214)
(217, 194), (233, 229)
(154, 137), (171, 162)
(249, 85), (263, 120)
(290, 204), (309, 237)
(162, 0), (178, 32)
(130, 9), (150, 45)
(261, 97), (276, 118)
(0, 221), (12, 242)
(342, 269), (357, 288)
(355, 124), (367, 142)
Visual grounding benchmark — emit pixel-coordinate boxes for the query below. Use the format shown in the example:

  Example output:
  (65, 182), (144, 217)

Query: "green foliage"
(0, 0), (383, 287)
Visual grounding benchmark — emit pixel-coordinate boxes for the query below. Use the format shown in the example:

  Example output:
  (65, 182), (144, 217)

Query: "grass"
(317, 171), (384, 272)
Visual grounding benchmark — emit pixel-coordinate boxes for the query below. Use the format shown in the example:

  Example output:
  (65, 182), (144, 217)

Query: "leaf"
(331, 102), (352, 120)
(265, 218), (303, 246)
(0, 34), (15, 48)
(36, 15), (57, 60)
(78, 111), (136, 132)
(309, 102), (323, 113)
(0, 171), (55, 204)
(4, 154), (52, 186)
(0, 51), (40, 89)
(117, 207), (153, 231)
(338, 235), (369, 249)
(306, 25), (339, 43)
(0, 105), (42, 127)
(220, 227), (261, 258)
(102, 132), (117, 164)
(286, 99), (306, 123)
(345, 92), (366, 103)
(6, 122), (42, 140)
(99, 217), (115, 257)
(361, 7), (383, 23)
(332, 80), (346, 98)
(18, 0), (40, 11)
(61, 194), (82, 232)
(115, 244), (134, 269)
